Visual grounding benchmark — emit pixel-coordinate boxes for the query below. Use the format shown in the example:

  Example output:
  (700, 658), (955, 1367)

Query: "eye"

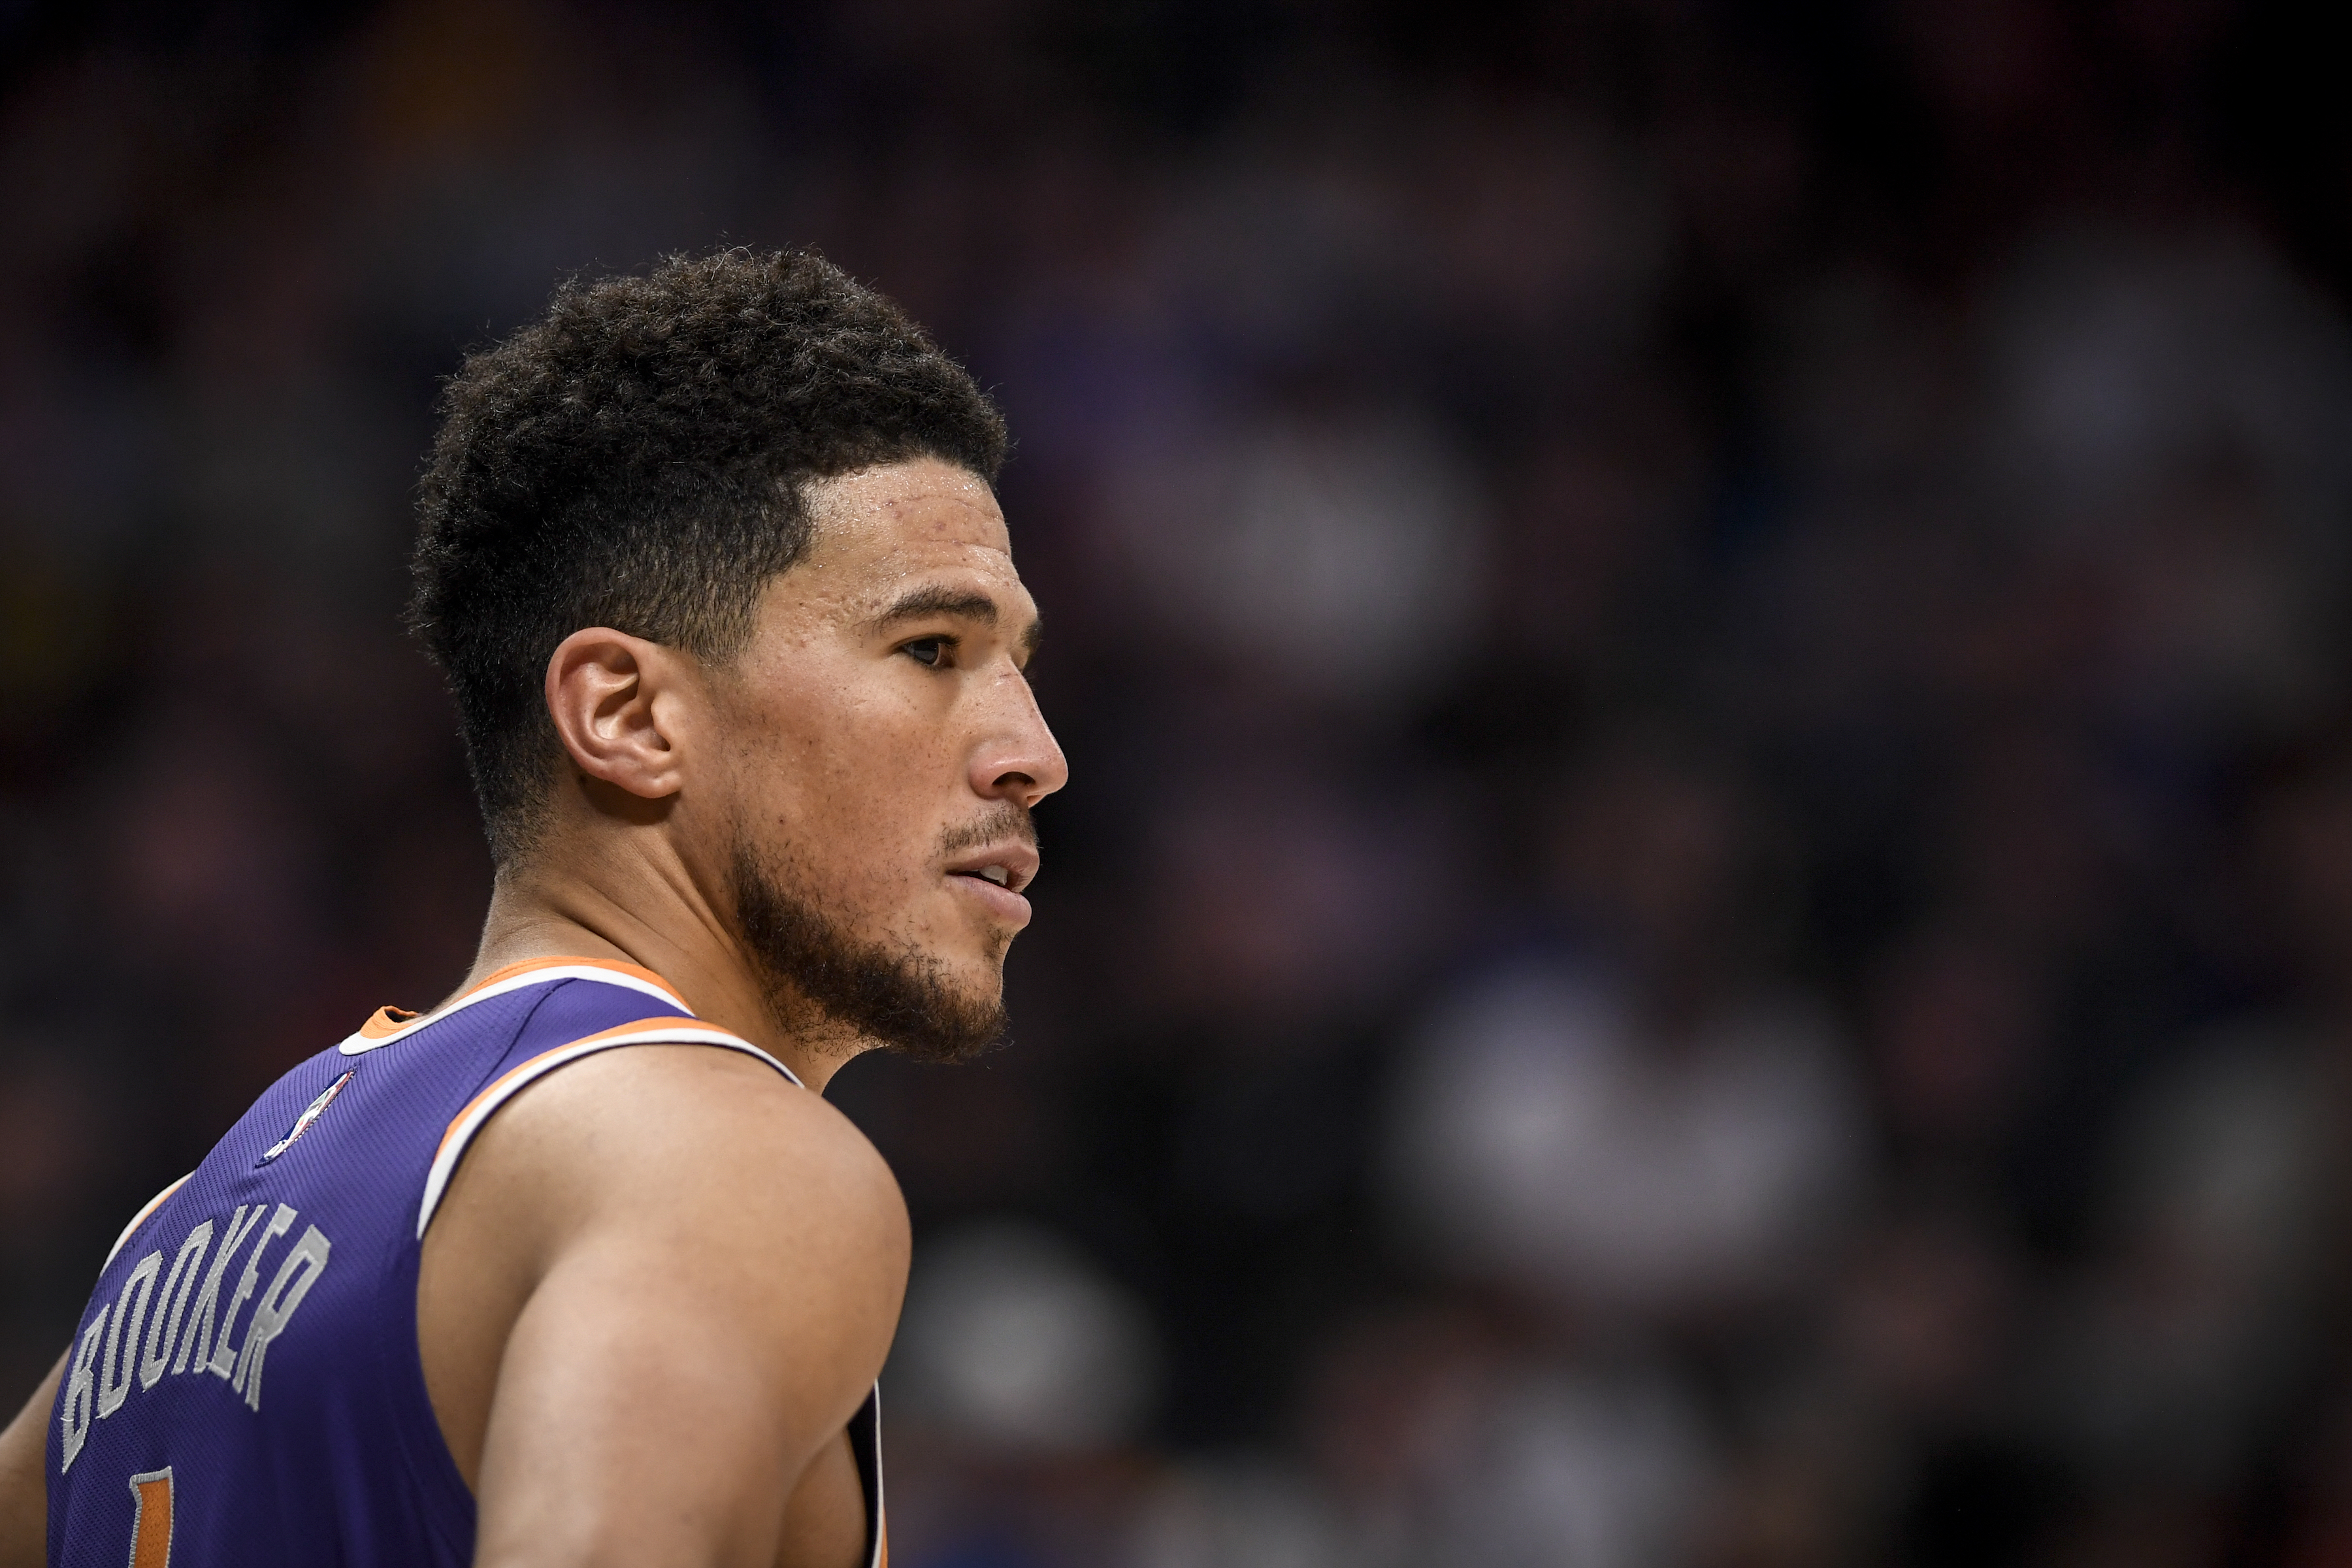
(902, 636), (951, 668)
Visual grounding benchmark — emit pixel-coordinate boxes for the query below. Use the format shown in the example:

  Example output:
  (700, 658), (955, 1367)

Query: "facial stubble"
(725, 831), (1013, 1064)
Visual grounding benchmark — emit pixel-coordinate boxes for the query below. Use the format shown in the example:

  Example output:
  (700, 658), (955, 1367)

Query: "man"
(0, 249), (1066, 1567)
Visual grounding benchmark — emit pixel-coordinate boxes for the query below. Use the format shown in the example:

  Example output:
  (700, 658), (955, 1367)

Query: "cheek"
(730, 694), (948, 900)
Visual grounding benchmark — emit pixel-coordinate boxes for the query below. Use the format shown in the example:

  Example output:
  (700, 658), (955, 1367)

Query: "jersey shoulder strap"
(372, 958), (805, 1238)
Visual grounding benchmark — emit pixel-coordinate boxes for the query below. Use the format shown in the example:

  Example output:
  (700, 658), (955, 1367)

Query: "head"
(410, 249), (1065, 1060)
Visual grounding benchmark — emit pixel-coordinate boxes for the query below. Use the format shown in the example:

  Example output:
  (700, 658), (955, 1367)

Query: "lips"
(943, 839), (1039, 894)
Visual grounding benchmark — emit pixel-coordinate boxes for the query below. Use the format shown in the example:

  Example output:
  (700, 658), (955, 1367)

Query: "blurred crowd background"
(5, 2), (2352, 1563)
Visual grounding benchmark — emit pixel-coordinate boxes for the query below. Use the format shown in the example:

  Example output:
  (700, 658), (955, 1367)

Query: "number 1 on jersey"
(127, 1467), (174, 1567)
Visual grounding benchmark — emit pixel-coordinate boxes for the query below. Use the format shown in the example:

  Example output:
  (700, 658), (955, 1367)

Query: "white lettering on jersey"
(207, 1204), (295, 1380)
(57, 1199), (339, 1471)
(174, 1204), (263, 1375)
(140, 1220), (212, 1390)
(57, 1315), (106, 1471)
(233, 1224), (332, 1411)
(96, 1251), (161, 1420)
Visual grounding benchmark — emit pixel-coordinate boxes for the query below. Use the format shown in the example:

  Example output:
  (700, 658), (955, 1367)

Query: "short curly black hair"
(410, 248), (1007, 864)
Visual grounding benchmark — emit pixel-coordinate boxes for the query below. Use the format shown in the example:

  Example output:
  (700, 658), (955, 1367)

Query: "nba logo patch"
(257, 1070), (356, 1166)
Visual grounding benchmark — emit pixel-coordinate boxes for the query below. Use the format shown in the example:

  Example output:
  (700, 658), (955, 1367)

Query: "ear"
(544, 628), (690, 800)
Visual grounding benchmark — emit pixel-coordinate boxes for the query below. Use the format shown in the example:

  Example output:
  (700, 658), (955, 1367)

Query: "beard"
(725, 828), (1012, 1065)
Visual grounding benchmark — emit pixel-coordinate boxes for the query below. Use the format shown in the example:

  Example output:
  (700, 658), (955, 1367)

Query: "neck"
(452, 851), (856, 1094)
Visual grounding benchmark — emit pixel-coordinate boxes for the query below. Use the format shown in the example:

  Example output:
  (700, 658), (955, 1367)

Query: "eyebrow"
(870, 583), (1044, 657)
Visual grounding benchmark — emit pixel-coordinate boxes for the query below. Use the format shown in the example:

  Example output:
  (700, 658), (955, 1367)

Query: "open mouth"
(945, 844), (1038, 894)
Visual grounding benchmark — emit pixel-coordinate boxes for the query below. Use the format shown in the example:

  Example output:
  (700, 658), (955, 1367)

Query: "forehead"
(747, 457), (1036, 655)
(799, 458), (1014, 591)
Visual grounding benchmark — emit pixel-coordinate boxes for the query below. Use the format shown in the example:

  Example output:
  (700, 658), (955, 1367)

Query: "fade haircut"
(410, 248), (1007, 864)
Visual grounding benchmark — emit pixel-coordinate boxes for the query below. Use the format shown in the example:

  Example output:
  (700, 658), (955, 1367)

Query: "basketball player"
(0, 250), (1064, 1567)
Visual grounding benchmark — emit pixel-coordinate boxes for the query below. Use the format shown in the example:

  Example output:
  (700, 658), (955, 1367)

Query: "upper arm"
(440, 1046), (908, 1568)
(0, 1350), (65, 1568)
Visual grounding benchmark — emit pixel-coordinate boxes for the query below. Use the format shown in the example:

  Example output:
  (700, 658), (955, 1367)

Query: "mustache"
(939, 802), (1038, 858)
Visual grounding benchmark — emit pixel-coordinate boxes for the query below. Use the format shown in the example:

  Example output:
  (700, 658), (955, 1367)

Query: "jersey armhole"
(103, 1173), (193, 1267)
(416, 1017), (802, 1238)
(849, 1384), (887, 1568)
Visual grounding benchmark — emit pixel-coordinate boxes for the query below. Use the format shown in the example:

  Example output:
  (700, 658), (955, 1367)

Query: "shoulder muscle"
(482, 1041), (907, 1282)
(421, 1043), (907, 1566)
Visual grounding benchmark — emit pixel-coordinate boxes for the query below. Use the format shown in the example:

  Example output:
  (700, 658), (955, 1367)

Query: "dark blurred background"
(5, 2), (2352, 1563)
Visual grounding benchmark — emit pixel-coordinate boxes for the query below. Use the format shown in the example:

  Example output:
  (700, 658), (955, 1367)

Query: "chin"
(934, 922), (1016, 974)
(945, 958), (1009, 1004)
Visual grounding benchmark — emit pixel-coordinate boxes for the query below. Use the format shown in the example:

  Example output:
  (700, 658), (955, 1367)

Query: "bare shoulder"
(438, 1042), (910, 1319)
(478, 1045), (906, 1250)
(420, 1044), (908, 1491)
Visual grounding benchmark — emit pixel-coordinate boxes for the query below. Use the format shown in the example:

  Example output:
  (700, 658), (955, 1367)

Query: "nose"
(969, 668), (1069, 809)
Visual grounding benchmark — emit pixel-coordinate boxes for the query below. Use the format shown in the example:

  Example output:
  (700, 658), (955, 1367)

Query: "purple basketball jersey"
(46, 958), (884, 1567)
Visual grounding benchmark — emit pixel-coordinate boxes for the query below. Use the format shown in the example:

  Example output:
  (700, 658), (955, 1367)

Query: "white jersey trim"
(340, 966), (690, 1055)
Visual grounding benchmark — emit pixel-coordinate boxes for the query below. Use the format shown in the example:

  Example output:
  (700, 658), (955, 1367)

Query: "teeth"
(979, 866), (1010, 887)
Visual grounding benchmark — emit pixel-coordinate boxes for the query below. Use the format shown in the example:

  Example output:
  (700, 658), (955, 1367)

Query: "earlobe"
(544, 628), (686, 802)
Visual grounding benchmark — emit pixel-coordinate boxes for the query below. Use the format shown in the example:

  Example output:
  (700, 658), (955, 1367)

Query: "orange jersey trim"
(367, 960), (686, 1034)
(342, 956), (693, 1058)
(357, 1007), (421, 1040)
